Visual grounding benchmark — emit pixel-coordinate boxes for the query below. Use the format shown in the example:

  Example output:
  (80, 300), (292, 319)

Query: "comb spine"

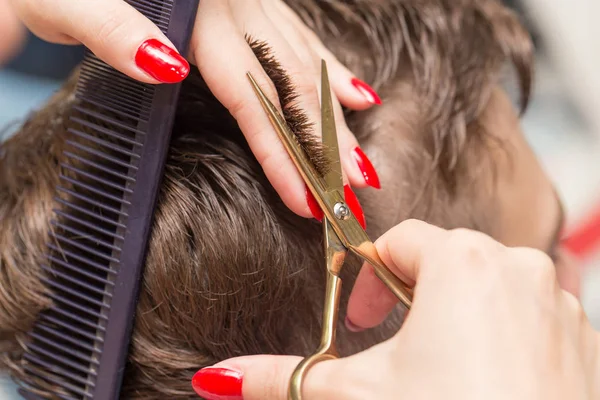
(88, 2), (200, 399)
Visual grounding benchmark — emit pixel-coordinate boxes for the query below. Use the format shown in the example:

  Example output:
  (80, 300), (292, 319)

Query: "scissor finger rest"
(289, 269), (342, 400)
(289, 352), (338, 400)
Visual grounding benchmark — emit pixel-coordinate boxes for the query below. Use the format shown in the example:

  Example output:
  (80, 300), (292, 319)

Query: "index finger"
(191, 2), (313, 218)
(346, 219), (447, 330)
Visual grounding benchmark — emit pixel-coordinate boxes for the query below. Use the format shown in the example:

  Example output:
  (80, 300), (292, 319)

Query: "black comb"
(16, 1), (199, 399)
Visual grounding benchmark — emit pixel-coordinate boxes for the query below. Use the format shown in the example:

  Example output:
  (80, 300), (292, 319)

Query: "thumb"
(346, 219), (447, 330)
(191, 355), (335, 400)
(12, 0), (189, 84)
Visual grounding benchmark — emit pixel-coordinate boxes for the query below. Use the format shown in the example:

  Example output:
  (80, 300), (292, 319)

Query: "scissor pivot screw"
(334, 202), (351, 220)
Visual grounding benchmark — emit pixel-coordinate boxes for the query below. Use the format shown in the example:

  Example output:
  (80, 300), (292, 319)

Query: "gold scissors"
(247, 60), (413, 400)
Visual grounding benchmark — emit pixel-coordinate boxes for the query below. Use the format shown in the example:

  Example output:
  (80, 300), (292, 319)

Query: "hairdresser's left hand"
(9, 0), (381, 220)
(190, 0), (381, 220)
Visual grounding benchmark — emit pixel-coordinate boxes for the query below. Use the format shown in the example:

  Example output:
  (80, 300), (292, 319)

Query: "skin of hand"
(191, 219), (600, 400)
(8, 0), (382, 219)
(0, 0), (26, 65)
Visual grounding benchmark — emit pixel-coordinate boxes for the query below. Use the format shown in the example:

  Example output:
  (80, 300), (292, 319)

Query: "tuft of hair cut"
(246, 36), (332, 177)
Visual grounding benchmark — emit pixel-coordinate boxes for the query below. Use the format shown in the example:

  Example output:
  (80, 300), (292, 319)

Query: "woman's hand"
(9, 0), (382, 218)
(191, 220), (600, 400)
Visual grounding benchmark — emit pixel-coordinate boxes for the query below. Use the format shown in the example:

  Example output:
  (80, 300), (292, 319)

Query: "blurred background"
(0, 0), (599, 398)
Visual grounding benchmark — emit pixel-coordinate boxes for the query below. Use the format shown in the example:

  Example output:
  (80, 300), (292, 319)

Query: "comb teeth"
(19, 52), (145, 398)
(17, 0), (201, 398)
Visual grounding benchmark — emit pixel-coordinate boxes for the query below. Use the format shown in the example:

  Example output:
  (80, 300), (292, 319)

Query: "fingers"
(10, 0), (189, 84)
(232, 2), (326, 145)
(194, 0), (381, 218)
(193, 1), (314, 218)
(244, 4), (367, 196)
(265, 2), (382, 189)
(273, 0), (382, 110)
(259, 1), (381, 189)
(346, 219), (447, 330)
(331, 92), (382, 189)
(192, 355), (339, 400)
(347, 221), (506, 330)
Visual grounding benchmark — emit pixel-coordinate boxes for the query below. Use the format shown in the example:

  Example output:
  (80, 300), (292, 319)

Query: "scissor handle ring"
(288, 352), (337, 400)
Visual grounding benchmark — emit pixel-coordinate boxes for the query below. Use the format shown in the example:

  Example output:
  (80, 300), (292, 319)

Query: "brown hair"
(0, 0), (533, 398)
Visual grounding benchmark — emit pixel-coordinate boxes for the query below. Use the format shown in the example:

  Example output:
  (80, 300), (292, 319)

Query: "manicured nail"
(344, 184), (366, 229)
(351, 78), (382, 105)
(352, 147), (381, 189)
(345, 316), (365, 333)
(192, 367), (243, 400)
(306, 185), (324, 222)
(135, 39), (190, 83)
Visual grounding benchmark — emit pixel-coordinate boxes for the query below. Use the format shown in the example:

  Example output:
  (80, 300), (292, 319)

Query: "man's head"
(0, 0), (576, 397)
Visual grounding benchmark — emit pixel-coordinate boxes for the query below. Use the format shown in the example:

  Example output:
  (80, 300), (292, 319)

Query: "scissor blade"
(247, 72), (329, 208)
(320, 60), (344, 197)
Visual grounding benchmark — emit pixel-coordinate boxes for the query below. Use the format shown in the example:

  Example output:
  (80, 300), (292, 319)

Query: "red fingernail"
(344, 184), (366, 229)
(306, 185), (324, 222)
(192, 367), (243, 400)
(351, 78), (382, 105)
(345, 316), (366, 332)
(135, 39), (190, 83)
(352, 147), (381, 189)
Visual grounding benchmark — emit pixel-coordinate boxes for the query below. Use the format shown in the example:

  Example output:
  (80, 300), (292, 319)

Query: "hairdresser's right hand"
(191, 220), (600, 400)
(9, 0), (381, 218)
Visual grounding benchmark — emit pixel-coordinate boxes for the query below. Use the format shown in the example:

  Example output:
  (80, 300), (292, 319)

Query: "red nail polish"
(351, 78), (382, 105)
(135, 39), (190, 83)
(306, 185), (324, 222)
(192, 367), (243, 400)
(344, 184), (366, 229)
(352, 147), (381, 189)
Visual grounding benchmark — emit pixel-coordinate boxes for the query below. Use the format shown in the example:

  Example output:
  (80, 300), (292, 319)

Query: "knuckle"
(444, 229), (507, 280)
(512, 247), (557, 294)
(260, 365), (292, 400)
(259, 144), (287, 174)
(227, 95), (253, 121)
(528, 248), (555, 271)
(393, 219), (429, 242)
(564, 292), (587, 324)
(397, 218), (426, 233)
(229, 78), (279, 122)
(448, 229), (497, 264)
(290, 75), (320, 104)
(522, 247), (554, 273)
(530, 251), (557, 288)
(449, 228), (495, 248)
(93, 9), (129, 48)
